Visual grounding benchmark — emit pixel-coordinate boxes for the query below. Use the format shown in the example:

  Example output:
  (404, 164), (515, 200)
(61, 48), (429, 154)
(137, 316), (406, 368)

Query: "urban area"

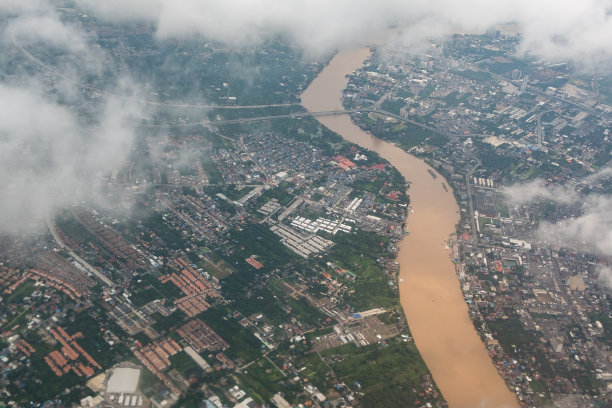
(0, 5), (611, 408)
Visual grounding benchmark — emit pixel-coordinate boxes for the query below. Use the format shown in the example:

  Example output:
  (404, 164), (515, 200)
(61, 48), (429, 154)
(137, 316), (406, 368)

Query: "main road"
(46, 217), (114, 286)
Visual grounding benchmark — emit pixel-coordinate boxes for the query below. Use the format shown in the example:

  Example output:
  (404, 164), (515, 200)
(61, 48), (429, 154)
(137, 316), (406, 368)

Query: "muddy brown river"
(301, 46), (519, 408)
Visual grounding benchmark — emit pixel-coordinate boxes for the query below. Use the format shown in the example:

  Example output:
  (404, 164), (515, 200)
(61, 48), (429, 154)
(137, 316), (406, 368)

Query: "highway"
(11, 33), (487, 143)
(140, 109), (349, 128)
(465, 160), (481, 241)
(45, 217), (114, 286)
(148, 106), (468, 141)
(12, 31), (484, 143)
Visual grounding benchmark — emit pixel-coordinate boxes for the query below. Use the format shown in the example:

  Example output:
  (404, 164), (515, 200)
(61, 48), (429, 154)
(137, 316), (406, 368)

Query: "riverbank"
(301, 46), (519, 408)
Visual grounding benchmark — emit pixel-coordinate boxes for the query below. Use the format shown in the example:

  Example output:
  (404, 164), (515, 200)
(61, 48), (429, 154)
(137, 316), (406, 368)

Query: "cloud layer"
(0, 85), (143, 233)
(597, 265), (612, 287)
(503, 179), (578, 206)
(537, 194), (612, 256)
(2, 0), (612, 236)
(0, 1), (144, 235)
(505, 175), (612, 287)
(74, 0), (612, 66)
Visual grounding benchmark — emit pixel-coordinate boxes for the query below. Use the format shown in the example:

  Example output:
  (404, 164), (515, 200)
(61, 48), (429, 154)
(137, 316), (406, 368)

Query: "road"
(170, 103), (592, 176)
(536, 109), (554, 146)
(465, 160), (481, 241)
(13, 32), (485, 144)
(18, 29), (608, 164)
(12, 33), (485, 142)
(148, 106), (475, 146)
(140, 109), (349, 128)
(374, 80), (402, 108)
(45, 217), (114, 286)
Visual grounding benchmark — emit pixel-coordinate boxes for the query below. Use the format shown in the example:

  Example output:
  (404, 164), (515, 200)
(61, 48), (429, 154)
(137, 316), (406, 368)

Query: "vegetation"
(200, 154), (223, 184)
(130, 285), (161, 307)
(227, 224), (296, 272)
(320, 339), (440, 408)
(233, 285), (326, 327)
(130, 202), (187, 250)
(452, 69), (492, 82)
(56, 211), (98, 245)
(169, 351), (200, 376)
(255, 184), (294, 206)
(380, 99), (406, 115)
(198, 307), (262, 362)
(141, 274), (184, 302)
(238, 357), (284, 402)
(173, 386), (205, 408)
(4, 280), (36, 304)
(327, 231), (397, 310)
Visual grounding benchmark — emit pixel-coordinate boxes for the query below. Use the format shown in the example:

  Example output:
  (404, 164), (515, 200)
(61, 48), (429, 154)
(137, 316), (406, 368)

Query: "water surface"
(301, 47), (518, 408)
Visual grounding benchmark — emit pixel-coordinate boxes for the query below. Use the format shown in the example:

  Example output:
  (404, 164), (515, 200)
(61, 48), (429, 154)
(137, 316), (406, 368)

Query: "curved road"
(46, 217), (113, 286)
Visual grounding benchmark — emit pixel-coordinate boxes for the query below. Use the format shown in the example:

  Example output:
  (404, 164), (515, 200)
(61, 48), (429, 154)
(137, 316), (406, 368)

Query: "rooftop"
(106, 367), (141, 394)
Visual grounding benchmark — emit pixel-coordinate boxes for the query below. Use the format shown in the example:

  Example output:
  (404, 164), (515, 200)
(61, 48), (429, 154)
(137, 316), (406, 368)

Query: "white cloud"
(506, 174), (612, 286)
(586, 166), (612, 184)
(537, 194), (612, 257)
(7, 15), (89, 53)
(0, 0), (49, 15)
(596, 265), (612, 288)
(503, 179), (578, 205)
(528, 168), (612, 258)
(0, 83), (144, 235)
(515, 1), (612, 67)
(74, 0), (612, 66)
(0, 0), (145, 235)
(3, 0), (612, 235)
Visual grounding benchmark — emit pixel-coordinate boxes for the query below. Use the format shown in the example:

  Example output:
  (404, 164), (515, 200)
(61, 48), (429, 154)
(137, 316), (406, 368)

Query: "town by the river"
(301, 46), (519, 408)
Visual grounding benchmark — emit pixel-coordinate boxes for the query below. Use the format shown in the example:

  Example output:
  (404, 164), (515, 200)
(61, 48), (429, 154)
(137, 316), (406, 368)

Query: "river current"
(301, 47), (519, 408)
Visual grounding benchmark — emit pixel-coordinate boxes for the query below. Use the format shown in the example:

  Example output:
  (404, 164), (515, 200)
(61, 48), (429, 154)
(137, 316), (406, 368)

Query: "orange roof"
(246, 256), (264, 269)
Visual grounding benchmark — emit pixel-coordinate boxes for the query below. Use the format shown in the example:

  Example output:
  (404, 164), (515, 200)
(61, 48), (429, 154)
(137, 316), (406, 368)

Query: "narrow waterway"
(301, 47), (519, 408)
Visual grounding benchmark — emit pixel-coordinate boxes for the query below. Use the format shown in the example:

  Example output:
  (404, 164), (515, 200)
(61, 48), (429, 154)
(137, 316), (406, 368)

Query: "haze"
(2, 0), (612, 237)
